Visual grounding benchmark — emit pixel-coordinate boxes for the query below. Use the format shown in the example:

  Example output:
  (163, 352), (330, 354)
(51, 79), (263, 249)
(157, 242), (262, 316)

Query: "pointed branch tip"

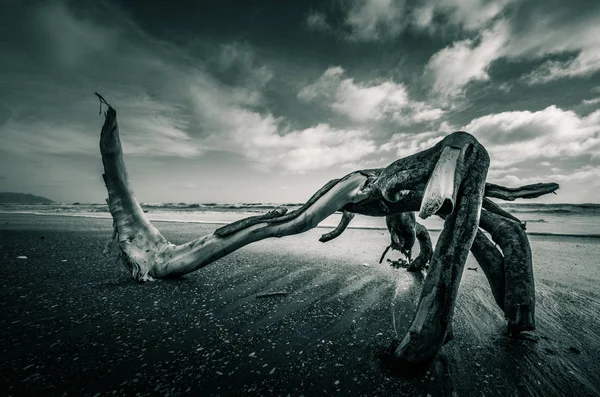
(93, 92), (112, 114)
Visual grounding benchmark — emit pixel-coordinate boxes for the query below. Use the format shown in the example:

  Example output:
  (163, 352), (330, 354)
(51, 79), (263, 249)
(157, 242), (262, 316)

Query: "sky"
(0, 0), (599, 204)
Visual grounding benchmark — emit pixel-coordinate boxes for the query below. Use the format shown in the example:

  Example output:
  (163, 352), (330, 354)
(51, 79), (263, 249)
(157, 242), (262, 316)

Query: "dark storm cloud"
(0, 0), (599, 203)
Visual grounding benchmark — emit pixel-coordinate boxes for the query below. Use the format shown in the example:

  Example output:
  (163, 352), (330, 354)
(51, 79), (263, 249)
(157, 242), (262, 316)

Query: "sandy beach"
(1, 213), (599, 396)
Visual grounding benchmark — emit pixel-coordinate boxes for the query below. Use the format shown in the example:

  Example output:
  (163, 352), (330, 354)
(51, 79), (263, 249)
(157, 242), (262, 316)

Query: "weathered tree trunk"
(100, 101), (170, 282)
(96, 95), (557, 365)
(389, 134), (490, 364)
(101, 97), (372, 279)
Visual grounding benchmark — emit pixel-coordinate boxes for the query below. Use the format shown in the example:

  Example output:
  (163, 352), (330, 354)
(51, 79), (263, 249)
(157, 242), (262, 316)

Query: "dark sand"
(1, 213), (599, 396)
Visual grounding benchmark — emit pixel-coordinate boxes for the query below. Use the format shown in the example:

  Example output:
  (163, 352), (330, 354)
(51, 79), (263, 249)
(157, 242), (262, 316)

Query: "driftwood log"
(96, 94), (558, 365)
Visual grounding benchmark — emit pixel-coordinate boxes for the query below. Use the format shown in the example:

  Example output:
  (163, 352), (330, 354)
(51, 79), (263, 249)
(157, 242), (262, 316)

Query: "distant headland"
(0, 192), (54, 204)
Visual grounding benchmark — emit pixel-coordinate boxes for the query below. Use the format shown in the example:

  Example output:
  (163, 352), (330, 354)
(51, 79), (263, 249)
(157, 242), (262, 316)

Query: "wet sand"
(1, 213), (599, 396)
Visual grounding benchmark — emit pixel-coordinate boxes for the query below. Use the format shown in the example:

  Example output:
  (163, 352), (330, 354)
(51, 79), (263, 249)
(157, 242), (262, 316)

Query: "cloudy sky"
(1, 0), (599, 204)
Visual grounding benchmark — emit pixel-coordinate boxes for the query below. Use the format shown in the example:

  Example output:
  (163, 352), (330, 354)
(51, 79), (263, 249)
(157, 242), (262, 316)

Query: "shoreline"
(1, 210), (599, 238)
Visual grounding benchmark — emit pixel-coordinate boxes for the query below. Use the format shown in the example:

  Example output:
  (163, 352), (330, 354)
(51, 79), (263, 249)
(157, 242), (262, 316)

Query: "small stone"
(17, 256), (27, 260)
(334, 380), (339, 385)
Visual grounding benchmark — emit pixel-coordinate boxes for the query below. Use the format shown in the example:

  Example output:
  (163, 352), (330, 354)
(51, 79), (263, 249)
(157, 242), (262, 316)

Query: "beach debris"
(17, 256), (27, 260)
(568, 347), (581, 354)
(362, 262), (371, 267)
(387, 258), (409, 269)
(256, 291), (288, 298)
(467, 267), (478, 271)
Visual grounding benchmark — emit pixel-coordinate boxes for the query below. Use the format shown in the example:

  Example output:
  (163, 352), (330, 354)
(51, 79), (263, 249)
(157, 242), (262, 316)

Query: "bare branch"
(319, 210), (355, 242)
(485, 182), (559, 201)
(482, 197), (524, 225)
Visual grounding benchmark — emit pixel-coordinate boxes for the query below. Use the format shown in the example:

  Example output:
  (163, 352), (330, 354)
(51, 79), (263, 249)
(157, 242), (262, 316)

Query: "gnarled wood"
(482, 197), (523, 225)
(470, 229), (506, 311)
(380, 212), (432, 272)
(97, 94), (171, 282)
(479, 209), (535, 333)
(409, 223), (433, 272)
(98, 97), (372, 280)
(385, 212), (417, 260)
(391, 134), (489, 364)
(96, 97), (557, 365)
(485, 182), (559, 201)
(319, 210), (355, 242)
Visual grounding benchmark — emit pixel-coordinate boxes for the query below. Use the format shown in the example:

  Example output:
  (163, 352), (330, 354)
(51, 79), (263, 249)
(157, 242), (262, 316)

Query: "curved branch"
(319, 210), (355, 242)
(470, 229), (506, 311)
(406, 223), (433, 272)
(98, 100), (373, 280)
(98, 103), (170, 282)
(479, 209), (535, 334)
(163, 173), (370, 277)
(482, 197), (523, 225)
(484, 182), (559, 201)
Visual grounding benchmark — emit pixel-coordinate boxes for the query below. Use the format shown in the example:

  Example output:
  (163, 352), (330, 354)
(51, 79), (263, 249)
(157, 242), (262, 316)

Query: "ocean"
(1, 202), (598, 237)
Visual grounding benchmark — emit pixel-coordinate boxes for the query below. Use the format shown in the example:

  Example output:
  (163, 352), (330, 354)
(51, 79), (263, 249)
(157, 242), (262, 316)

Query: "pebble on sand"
(17, 256), (27, 259)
